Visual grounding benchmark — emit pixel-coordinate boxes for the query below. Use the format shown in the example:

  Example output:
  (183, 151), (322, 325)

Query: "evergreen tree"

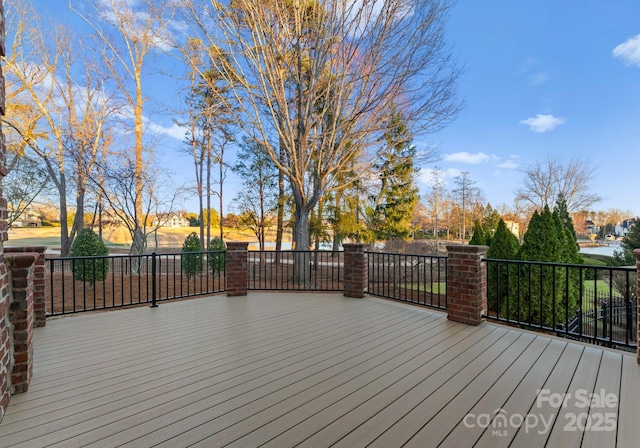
(486, 219), (520, 318)
(555, 193), (578, 251)
(70, 228), (109, 285)
(181, 232), (203, 279)
(514, 206), (578, 328)
(482, 203), (501, 244)
(614, 221), (640, 265)
(208, 237), (226, 273)
(468, 221), (487, 245)
(373, 107), (419, 241)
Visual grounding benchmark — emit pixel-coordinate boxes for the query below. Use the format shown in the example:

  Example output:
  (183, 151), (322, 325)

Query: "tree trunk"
(219, 148), (224, 240)
(332, 190), (343, 253)
(134, 78), (143, 226)
(275, 139), (285, 263)
(292, 209), (311, 287)
(129, 226), (146, 274)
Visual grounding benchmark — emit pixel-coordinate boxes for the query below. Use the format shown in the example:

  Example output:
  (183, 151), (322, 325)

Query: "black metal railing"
(485, 258), (637, 350)
(247, 250), (343, 291)
(366, 251), (448, 310)
(47, 251), (226, 316)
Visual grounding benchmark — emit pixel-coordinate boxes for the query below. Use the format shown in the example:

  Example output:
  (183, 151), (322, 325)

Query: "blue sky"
(35, 1), (640, 216)
(426, 0), (640, 215)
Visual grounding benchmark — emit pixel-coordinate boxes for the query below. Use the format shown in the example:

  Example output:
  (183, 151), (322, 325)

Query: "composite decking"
(0, 292), (638, 447)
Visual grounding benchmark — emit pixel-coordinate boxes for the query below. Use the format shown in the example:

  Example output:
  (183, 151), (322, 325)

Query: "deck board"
(0, 292), (637, 448)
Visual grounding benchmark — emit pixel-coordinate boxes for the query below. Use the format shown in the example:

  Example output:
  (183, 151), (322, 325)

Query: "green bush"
(69, 228), (109, 283)
(41, 220), (60, 227)
(181, 232), (203, 279)
(208, 237), (226, 272)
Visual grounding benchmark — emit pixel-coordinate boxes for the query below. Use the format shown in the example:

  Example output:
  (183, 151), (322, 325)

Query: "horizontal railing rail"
(247, 250), (343, 291)
(47, 251), (226, 316)
(366, 251), (448, 310)
(484, 258), (637, 350)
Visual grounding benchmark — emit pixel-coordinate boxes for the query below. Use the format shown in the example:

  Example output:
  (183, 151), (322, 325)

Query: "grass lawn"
(408, 282), (446, 294)
(7, 225), (269, 252)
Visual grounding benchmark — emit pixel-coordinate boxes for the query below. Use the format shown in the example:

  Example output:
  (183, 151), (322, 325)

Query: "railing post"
(634, 249), (640, 363)
(226, 242), (249, 296)
(150, 252), (158, 308)
(343, 243), (368, 298)
(446, 245), (489, 325)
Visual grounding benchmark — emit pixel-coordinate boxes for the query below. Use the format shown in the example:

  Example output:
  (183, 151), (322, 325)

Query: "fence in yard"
(484, 258), (637, 350)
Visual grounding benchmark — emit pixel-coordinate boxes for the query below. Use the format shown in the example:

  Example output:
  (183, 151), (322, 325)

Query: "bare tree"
(91, 153), (182, 270)
(4, 156), (50, 228)
(515, 156), (602, 213)
(71, 0), (177, 235)
(3, 1), (115, 255)
(425, 167), (447, 251)
(452, 171), (483, 244)
(179, 0), (461, 284)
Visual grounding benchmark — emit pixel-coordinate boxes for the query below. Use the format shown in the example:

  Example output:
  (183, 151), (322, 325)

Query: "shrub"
(181, 232), (203, 279)
(69, 228), (109, 284)
(209, 237), (226, 272)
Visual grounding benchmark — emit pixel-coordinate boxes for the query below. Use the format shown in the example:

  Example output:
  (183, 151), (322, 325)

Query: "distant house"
(503, 220), (519, 238)
(152, 212), (189, 228)
(9, 206), (41, 228)
(583, 219), (598, 235)
(615, 218), (638, 237)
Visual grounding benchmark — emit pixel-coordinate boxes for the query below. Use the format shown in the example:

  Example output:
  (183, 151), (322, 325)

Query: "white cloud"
(613, 34), (640, 67)
(417, 167), (461, 186)
(497, 156), (519, 169)
(520, 114), (565, 133)
(444, 151), (492, 164)
(530, 71), (551, 86)
(147, 121), (185, 141)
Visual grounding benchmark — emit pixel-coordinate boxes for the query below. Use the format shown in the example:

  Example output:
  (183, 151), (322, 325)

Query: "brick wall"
(343, 243), (368, 298)
(446, 245), (489, 325)
(226, 242), (248, 296)
(5, 253), (38, 394)
(5, 247), (46, 327)
(0, 0), (9, 420)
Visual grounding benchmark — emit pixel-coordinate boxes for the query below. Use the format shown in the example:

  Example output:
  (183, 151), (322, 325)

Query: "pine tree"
(373, 106), (419, 241)
(555, 193), (578, 252)
(515, 206), (578, 327)
(468, 221), (487, 245)
(486, 219), (520, 318)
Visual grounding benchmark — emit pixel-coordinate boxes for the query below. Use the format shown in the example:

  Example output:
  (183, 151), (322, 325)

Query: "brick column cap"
(446, 244), (489, 255)
(226, 242), (248, 250)
(342, 243), (369, 250)
(5, 252), (38, 269)
(5, 246), (47, 254)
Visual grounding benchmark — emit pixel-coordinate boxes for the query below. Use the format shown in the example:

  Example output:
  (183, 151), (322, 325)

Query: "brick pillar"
(446, 245), (489, 325)
(5, 253), (38, 394)
(634, 249), (640, 364)
(226, 242), (248, 297)
(0, 0), (10, 421)
(343, 243), (368, 298)
(5, 247), (47, 327)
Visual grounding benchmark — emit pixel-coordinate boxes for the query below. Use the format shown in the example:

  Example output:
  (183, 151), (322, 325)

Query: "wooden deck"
(0, 292), (638, 447)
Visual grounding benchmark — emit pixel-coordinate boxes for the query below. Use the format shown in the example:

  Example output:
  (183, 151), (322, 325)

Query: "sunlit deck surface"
(0, 293), (638, 447)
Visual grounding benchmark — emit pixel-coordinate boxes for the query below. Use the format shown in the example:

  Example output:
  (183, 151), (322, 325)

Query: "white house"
(152, 212), (190, 228)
